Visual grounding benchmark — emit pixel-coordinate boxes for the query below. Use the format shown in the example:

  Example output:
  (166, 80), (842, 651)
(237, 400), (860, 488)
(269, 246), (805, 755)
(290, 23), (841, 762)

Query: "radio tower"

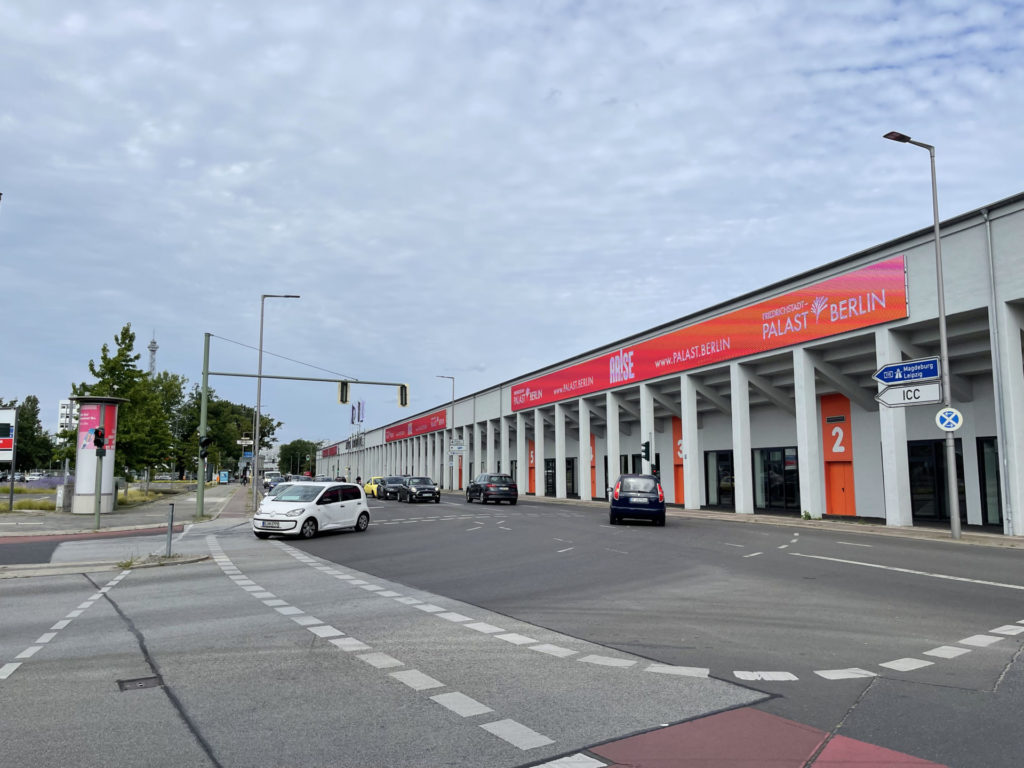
(147, 331), (159, 374)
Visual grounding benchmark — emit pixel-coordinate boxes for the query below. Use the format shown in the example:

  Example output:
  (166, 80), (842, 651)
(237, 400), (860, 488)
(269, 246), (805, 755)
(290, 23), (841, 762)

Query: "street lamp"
(253, 293), (300, 511)
(436, 375), (455, 489)
(884, 131), (960, 539)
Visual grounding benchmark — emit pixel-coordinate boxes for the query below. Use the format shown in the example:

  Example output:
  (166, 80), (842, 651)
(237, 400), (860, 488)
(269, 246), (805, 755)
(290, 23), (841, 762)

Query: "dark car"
(379, 475), (407, 500)
(609, 474), (665, 525)
(398, 476), (440, 503)
(465, 473), (518, 505)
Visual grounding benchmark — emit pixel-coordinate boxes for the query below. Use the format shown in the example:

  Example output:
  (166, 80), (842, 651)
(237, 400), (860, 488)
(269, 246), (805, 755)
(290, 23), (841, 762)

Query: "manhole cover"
(117, 675), (163, 692)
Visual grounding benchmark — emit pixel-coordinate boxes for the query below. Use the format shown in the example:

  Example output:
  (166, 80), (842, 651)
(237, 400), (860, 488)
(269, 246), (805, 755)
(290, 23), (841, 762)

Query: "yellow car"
(363, 476), (385, 498)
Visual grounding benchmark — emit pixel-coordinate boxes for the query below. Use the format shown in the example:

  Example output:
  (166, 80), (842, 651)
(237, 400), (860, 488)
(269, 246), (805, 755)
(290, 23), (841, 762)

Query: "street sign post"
(873, 357), (940, 385)
(875, 381), (943, 407)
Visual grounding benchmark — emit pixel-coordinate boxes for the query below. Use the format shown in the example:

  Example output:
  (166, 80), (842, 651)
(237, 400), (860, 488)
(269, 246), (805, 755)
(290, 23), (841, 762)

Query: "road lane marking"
(357, 652), (403, 669)
(734, 671), (798, 681)
(438, 612), (473, 622)
(789, 552), (1024, 590)
(307, 625), (344, 638)
(815, 668), (877, 680)
(724, 543), (745, 548)
(390, 669), (444, 691)
(743, 552), (763, 558)
(924, 646), (970, 659)
(0, 662), (22, 679)
(557, 547), (575, 553)
(958, 634), (1002, 647)
(991, 625), (1024, 635)
(465, 622), (505, 634)
(530, 644), (577, 658)
(836, 541), (873, 547)
(480, 719), (554, 750)
(879, 658), (933, 671)
(579, 655), (636, 668)
(496, 633), (538, 645)
(431, 691), (493, 717)
(645, 664), (709, 678)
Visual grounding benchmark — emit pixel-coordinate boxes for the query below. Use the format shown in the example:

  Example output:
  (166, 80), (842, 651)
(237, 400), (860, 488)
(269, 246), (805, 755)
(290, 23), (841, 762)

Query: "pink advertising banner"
(77, 404), (119, 449)
(511, 255), (908, 411)
(385, 409), (448, 443)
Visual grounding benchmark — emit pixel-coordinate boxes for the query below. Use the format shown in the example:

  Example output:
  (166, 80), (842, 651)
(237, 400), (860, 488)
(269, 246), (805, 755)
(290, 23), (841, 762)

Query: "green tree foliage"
(278, 439), (319, 476)
(2, 395), (56, 472)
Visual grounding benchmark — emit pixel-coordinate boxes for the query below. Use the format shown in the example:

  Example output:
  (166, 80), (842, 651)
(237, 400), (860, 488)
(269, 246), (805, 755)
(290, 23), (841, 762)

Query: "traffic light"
(93, 427), (105, 449)
(199, 435), (212, 459)
(641, 441), (651, 462)
(338, 381), (349, 404)
(398, 384), (409, 407)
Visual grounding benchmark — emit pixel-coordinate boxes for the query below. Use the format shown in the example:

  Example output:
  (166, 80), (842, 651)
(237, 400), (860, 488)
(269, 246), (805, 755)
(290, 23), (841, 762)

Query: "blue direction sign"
(873, 356), (940, 385)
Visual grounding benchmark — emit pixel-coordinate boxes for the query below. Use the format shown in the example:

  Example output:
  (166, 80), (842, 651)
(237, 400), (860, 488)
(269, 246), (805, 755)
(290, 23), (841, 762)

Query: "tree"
(278, 439), (319, 476)
(4, 396), (55, 472)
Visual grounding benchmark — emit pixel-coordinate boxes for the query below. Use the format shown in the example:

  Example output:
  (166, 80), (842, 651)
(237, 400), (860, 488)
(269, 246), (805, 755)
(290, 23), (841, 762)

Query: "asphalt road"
(293, 496), (1024, 768)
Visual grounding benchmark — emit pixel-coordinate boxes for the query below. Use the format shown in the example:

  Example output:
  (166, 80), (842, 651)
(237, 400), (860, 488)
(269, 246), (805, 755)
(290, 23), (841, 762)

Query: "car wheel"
(510, 499), (517, 505)
(254, 531), (270, 539)
(299, 518), (318, 539)
(355, 512), (369, 532)
(466, 491), (472, 503)
(609, 512), (618, 525)
(434, 497), (440, 503)
(657, 514), (666, 527)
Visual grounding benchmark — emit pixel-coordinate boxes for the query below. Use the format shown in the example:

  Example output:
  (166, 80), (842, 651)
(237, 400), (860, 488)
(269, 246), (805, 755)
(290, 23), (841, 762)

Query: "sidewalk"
(0, 483), (241, 538)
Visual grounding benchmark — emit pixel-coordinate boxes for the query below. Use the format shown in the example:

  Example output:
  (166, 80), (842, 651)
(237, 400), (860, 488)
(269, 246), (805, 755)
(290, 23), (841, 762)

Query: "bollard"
(165, 503), (174, 557)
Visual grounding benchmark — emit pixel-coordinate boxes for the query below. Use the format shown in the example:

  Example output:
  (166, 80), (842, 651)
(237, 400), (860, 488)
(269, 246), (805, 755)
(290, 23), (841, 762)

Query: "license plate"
(629, 498), (648, 504)
(498, 486), (508, 490)
(262, 520), (281, 528)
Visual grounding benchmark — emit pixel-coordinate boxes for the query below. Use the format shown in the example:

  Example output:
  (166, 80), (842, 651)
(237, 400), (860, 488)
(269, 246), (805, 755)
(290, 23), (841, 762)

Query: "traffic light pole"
(93, 406), (106, 530)
(196, 333), (211, 521)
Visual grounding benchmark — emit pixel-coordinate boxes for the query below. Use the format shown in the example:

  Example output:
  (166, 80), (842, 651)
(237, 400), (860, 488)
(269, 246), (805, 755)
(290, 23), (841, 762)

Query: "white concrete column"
(516, 412), (527, 491)
(484, 420), (495, 472)
(875, 328), (913, 526)
(473, 422), (481, 482)
(681, 374), (702, 509)
(640, 382), (655, 475)
(730, 362), (754, 514)
(500, 416), (510, 475)
(793, 349), (825, 519)
(554, 402), (567, 498)
(997, 302), (1024, 536)
(606, 391), (621, 485)
(442, 429), (451, 489)
(534, 409), (545, 496)
(578, 399), (592, 501)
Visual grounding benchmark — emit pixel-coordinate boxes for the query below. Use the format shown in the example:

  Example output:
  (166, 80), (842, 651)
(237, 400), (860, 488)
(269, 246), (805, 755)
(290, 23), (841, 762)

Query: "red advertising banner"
(321, 445), (339, 458)
(385, 409), (448, 443)
(511, 256), (907, 411)
(77, 404), (119, 449)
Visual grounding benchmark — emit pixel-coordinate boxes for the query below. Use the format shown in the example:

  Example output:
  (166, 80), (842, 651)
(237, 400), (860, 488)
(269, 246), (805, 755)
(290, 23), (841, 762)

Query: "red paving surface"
(589, 708), (948, 768)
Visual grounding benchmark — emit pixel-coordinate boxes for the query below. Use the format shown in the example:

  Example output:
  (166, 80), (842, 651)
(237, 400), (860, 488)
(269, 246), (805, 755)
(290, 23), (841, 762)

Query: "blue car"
(609, 474), (666, 526)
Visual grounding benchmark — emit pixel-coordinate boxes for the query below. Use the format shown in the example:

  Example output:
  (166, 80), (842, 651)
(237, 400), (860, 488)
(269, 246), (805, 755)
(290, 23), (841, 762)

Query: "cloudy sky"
(3, 0), (1022, 453)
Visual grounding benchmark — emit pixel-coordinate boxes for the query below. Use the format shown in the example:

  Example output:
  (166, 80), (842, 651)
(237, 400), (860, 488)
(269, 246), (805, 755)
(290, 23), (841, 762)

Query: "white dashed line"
(645, 664), (709, 678)
(15, 646), (41, 660)
(465, 622), (505, 634)
(743, 552), (763, 558)
(879, 658), (933, 672)
(734, 671), (798, 681)
(789, 552), (1024, 590)
(579, 655), (636, 668)
(530, 644), (577, 658)
(292, 615), (323, 627)
(0, 663), (22, 680)
(437, 612), (473, 622)
(557, 547), (575, 553)
(814, 668), (877, 680)
(990, 625), (1024, 636)
(50, 620), (71, 631)
(924, 646), (971, 659)
(836, 541), (872, 547)
(533, 754), (606, 768)
(958, 635), (1002, 647)
(431, 691), (494, 717)
(390, 669), (444, 691)
(329, 637), (371, 652)
(496, 633), (538, 645)
(414, 604), (445, 613)
(357, 652), (404, 669)
(307, 625), (344, 639)
(480, 719), (554, 750)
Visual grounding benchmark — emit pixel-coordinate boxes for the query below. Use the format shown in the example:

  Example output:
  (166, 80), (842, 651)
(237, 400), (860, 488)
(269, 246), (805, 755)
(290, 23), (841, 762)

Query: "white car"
(253, 482), (370, 539)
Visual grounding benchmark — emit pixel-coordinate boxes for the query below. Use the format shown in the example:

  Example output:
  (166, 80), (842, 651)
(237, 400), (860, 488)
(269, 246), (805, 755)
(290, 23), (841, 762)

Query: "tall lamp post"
(884, 131), (960, 539)
(436, 375), (455, 490)
(253, 293), (300, 511)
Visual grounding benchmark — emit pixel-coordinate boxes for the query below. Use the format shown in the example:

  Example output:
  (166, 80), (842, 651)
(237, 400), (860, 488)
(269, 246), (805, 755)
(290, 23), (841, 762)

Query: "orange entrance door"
(825, 462), (855, 516)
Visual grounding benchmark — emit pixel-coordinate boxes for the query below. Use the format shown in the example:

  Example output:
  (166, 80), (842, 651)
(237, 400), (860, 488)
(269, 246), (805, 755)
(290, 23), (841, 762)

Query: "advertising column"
(71, 397), (125, 516)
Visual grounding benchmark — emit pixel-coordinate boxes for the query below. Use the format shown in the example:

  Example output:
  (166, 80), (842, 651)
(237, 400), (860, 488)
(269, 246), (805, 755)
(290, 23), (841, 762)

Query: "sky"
(2, 0), (1023, 454)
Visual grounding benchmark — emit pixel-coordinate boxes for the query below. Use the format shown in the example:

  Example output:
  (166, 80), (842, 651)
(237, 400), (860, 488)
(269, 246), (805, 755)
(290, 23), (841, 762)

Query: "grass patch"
(5, 486), (57, 495)
(0, 498), (58, 513)
(116, 489), (168, 507)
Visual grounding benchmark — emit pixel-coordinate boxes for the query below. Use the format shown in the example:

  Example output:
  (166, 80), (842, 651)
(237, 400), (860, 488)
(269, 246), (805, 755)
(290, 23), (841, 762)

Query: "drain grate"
(117, 675), (163, 692)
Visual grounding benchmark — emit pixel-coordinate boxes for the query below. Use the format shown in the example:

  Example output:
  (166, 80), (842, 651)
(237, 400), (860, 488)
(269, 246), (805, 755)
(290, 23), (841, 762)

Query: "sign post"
(874, 381), (943, 408)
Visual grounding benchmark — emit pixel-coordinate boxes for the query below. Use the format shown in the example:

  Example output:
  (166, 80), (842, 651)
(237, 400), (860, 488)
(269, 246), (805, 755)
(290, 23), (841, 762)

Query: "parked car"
(363, 476), (385, 498)
(378, 476), (407, 500)
(252, 482), (369, 539)
(608, 474), (665, 525)
(398, 476), (440, 503)
(465, 473), (518, 505)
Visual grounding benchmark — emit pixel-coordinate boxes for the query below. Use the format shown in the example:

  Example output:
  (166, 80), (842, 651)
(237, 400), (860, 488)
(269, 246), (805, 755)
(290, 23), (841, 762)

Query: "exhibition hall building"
(318, 192), (1024, 536)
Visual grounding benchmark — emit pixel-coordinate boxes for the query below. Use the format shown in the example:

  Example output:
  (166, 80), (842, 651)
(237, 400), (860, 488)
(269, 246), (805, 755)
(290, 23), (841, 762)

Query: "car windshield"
(488, 475), (513, 483)
(620, 476), (657, 492)
(385, 477), (405, 483)
(268, 483), (292, 496)
(274, 485), (322, 502)
(409, 477), (432, 484)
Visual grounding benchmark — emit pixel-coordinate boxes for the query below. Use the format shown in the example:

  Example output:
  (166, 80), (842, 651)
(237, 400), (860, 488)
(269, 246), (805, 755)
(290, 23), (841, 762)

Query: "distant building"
(57, 399), (79, 435)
